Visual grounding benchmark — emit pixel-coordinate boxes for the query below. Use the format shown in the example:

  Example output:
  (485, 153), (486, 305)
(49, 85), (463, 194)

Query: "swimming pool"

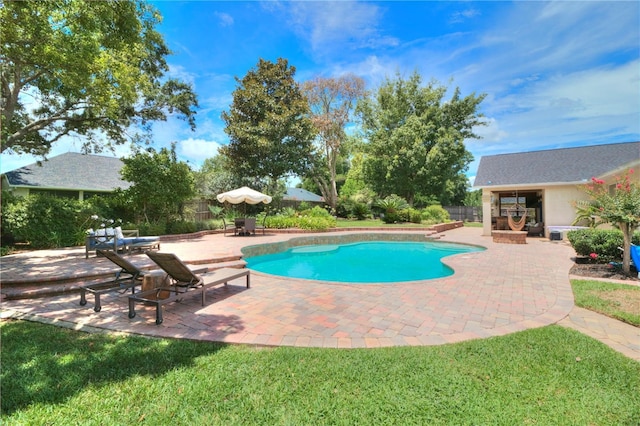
(244, 240), (484, 283)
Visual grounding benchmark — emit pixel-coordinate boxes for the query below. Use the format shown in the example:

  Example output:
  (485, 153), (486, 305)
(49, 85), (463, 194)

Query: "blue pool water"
(245, 241), (483, 283)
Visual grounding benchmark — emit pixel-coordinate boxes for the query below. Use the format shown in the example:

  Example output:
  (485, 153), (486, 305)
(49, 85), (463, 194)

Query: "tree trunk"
(620, 222), (631, 274)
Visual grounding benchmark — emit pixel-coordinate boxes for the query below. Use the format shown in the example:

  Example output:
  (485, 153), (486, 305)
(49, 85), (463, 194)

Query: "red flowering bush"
(579, 169), (640, 273)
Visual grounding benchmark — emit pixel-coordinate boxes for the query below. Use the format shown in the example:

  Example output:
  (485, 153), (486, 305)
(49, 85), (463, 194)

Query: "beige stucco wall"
(543, 185), (589, 228)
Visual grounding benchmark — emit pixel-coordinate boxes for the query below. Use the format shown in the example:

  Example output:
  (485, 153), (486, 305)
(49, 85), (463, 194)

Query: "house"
(1, 152), (130, 200)
(473, 141), (640, 237)
(284, 187), (325, 203)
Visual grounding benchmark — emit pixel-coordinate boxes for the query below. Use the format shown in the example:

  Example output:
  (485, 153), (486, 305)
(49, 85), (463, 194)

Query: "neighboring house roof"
(283, 187), (325, 203)
(2, 152), (130, 191)
(474, 141), (640, 188)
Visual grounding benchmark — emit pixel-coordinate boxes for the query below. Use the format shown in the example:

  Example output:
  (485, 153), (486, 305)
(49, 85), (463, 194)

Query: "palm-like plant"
(571, 200), (598, 227)
(375, 195), (409, 223)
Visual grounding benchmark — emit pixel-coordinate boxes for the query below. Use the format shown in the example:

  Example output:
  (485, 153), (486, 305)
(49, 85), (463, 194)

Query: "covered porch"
(482, 189), (545, 237)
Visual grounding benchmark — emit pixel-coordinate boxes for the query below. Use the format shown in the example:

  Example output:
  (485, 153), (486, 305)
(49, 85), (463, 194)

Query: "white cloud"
(449, 8), (480, 24)
(332, 55), (398, 87)
(483, 59), (640, 151)
(166, 63), (198, 88)
(178, 138), (222, 168)
(472, 117), (508, 144)
(214, 11), (234, 27)
(286, 2), (398, 58)
(471, 1), (639, 91)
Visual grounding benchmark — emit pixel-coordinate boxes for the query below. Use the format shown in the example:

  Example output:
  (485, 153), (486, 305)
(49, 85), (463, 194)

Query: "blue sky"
(2, 1), (639, 185)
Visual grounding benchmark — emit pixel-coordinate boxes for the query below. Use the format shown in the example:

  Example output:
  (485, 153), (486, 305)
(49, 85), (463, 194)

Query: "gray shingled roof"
(3, 152), (130, 191)
(474, 142), (640, 187)
(284, 187), (325, 202)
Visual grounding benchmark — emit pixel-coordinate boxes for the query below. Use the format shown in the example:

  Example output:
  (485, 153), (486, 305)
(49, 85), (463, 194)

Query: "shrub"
(404, 208), (423, 224)
(295, 216), (336, 230)
(301, 206), (333, 218)
(421, 205), (450, 224)
(166, 220), (197, 235)
(380, 211), (401, 224)
(567, 228), (640, 262)
(138, 222), (167, 236)
(352, 202), (371, 220)
(2, 194), (84, 248)
(1, 190), (20, 246)
(264, 209), (336, 230)
(336, 198), (355, 219)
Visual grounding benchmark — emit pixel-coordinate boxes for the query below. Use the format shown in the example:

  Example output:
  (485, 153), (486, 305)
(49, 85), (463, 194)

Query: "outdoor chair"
(526, 222), (544, 237)
(128, 252), (250, 324)
(243, 217), (256, 235)
(222, 217), (238, 236)
(79, 249), (145, 312)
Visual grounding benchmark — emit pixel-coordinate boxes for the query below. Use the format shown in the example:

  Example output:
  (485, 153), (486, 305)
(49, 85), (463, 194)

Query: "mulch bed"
(570, 259), (639, 282)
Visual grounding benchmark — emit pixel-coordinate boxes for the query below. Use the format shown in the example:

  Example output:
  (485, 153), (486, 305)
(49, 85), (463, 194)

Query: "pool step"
(1, 257), (246, 301)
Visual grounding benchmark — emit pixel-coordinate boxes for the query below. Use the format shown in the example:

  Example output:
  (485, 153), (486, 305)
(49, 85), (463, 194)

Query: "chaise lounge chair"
(79, 249), (146, 312)
(128, 252), (250, 324)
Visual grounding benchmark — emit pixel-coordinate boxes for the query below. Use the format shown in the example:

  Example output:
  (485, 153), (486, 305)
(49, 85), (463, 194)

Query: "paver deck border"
(1, 227), (587, 350)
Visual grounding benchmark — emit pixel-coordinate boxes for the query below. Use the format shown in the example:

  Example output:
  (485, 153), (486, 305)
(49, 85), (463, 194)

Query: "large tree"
(1, 0), (198, 156)
(302, 74), (366, 211)
(357, 72), (485, 204)
(220, 58), (315, 190)
(194, 154), (258, 199)
(120, 143), (195, 223)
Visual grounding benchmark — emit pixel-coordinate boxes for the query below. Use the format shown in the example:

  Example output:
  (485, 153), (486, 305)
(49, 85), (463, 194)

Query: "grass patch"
(2, 320), (639, 425)
(462, 221), (483, 227)
(570, 279), (640, 326)
(336, 218), (436, 228)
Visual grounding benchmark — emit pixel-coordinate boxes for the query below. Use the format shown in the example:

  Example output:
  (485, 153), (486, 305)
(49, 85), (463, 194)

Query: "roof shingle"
(3, 152), (130, 191)
(474, 142), (640, 187)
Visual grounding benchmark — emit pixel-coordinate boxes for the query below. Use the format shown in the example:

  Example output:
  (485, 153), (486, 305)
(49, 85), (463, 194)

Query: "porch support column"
(481, 190), (493, 236)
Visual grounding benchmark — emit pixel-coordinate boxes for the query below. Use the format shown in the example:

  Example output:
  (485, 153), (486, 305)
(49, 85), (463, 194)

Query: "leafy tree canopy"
(1, 0), (198, 156)
(220, 58), (315, 188)
(357, 72), (485, 205)
(302, 74), (366, 211)
(194, 154), (260, 199)
(120, 143), (195, 223)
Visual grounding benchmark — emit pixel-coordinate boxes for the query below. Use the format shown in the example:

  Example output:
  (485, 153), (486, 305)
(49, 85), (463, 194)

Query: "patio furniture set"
(80, 249), (250, 325)
(222, 217), (266, 236)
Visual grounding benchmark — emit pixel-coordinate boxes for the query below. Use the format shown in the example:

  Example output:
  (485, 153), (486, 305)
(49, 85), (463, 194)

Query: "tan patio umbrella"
(216, 186), (272, 205)
(216, 186), (272, 216)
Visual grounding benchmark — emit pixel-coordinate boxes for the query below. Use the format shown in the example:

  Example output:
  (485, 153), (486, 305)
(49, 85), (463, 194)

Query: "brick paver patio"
(1, 227), (638, 360)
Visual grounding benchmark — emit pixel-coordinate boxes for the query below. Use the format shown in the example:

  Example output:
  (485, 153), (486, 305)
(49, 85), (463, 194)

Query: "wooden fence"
(186, 199), (212, 222)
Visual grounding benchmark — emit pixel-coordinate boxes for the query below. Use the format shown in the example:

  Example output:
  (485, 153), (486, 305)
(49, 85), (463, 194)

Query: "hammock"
(507, 207), (527, 231)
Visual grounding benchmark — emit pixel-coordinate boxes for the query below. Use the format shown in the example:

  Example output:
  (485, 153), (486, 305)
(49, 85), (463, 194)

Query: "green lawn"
(570, 279), (640, 326)
(2, 320), (639, 425)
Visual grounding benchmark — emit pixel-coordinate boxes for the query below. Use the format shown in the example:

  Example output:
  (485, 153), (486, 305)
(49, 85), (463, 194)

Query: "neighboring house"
(1, 152), (130, 200)
(473, 141), (640, 237)
(282, 188), (324, 207)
